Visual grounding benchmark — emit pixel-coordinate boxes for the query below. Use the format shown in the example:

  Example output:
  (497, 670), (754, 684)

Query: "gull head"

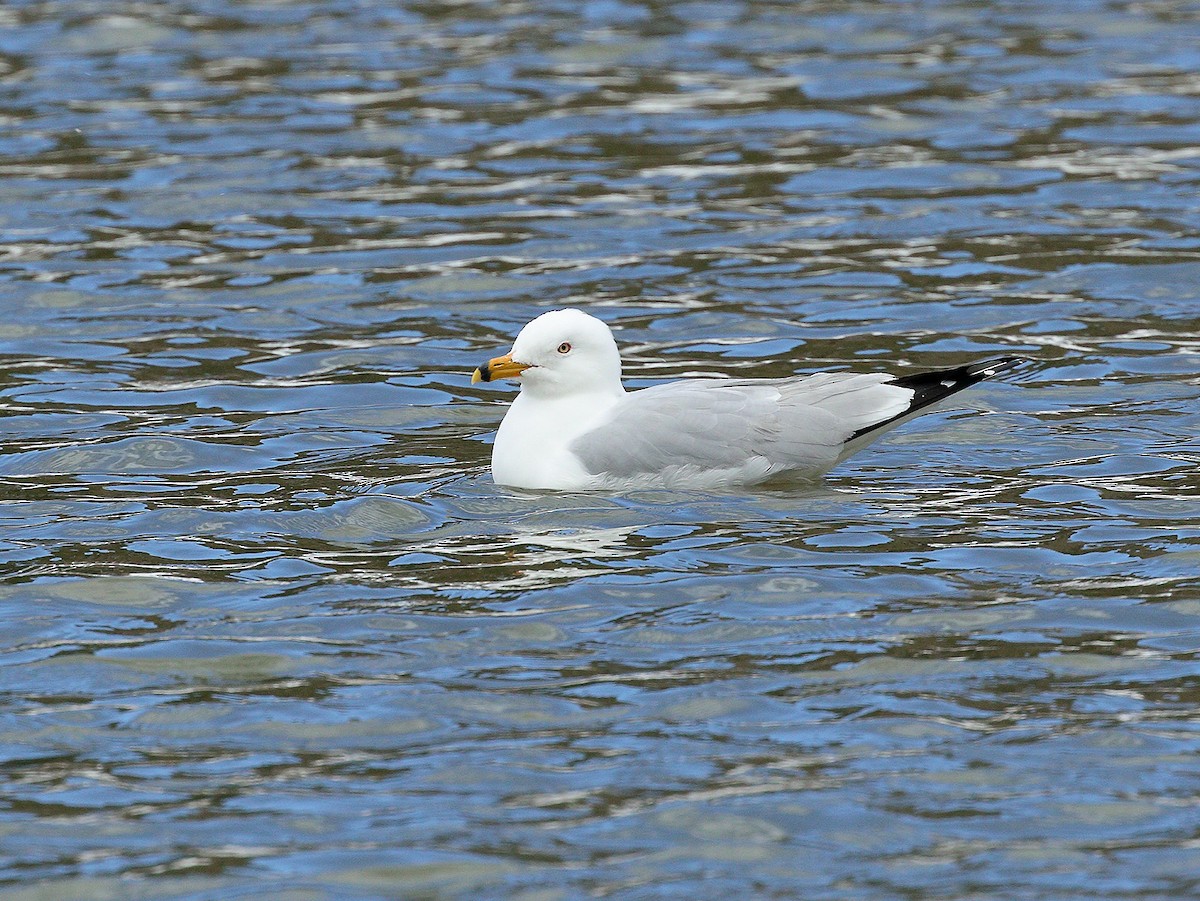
(472, 308), (623, 398)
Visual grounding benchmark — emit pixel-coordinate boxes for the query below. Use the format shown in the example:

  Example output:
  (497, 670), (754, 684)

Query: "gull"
(472, 308), (1018, 491)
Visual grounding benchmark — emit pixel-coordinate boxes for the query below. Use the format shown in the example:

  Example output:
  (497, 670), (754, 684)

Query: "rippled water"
(2, 1), (1199, 898)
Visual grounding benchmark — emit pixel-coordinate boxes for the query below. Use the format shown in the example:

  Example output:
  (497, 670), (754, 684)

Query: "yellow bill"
(472, 353), (531, 384)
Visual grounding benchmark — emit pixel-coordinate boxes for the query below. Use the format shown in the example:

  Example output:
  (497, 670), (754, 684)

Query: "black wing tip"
(891, 355), (1026, 393)
(964, 356), (1025, 379)
(847, 355), (1024, 442)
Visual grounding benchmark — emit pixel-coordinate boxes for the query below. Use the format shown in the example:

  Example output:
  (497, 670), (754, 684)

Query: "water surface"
(1, 1), (1199, 898)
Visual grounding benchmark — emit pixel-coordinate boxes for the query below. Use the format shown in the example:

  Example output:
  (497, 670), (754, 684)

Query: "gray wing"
(569, 373), (914, 486)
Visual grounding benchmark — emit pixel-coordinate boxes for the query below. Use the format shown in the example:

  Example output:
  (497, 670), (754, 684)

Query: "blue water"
(1, 2), (1199, 898)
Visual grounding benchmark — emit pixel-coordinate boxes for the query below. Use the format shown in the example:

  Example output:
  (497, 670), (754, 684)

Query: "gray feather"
(569, 373), (914, 485)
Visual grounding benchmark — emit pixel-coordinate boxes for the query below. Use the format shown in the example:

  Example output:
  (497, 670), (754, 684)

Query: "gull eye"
(557, 342), (571, 354)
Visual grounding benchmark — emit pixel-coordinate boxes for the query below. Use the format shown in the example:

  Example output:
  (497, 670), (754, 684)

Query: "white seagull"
(472, 309), (1018, 491)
